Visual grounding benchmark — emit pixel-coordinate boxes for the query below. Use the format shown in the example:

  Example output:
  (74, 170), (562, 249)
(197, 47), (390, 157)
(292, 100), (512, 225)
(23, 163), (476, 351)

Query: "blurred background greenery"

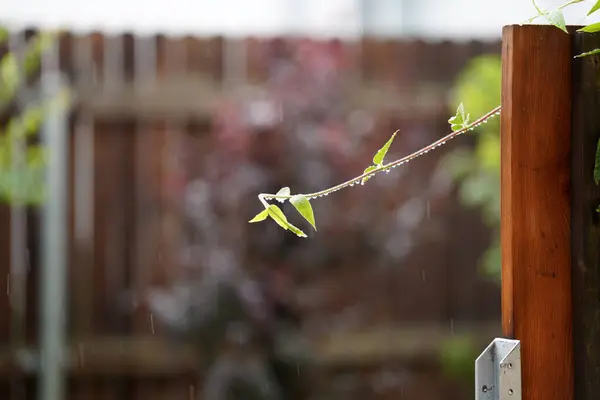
(437, 53), (501, 389)
(442, 54), (501, 282)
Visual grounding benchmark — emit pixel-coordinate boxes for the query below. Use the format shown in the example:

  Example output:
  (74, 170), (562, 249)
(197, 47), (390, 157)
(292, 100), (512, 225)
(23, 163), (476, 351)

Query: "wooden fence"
(0, 31), (502, 399)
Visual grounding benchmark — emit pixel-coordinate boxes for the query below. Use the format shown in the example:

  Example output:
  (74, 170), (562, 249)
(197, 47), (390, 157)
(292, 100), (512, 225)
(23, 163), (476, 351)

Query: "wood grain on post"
(571, 31), (600, 400)
(501, 25), (574, 400)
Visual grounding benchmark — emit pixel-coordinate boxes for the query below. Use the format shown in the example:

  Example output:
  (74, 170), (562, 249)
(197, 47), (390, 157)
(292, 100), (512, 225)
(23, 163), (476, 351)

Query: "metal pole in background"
(38, 39), (69, 400)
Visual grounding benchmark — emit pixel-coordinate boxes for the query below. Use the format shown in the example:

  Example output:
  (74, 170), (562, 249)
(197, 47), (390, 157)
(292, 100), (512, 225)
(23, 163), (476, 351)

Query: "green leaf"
(457, 103), (466, 120)
(588, 0), (600, 16)
(290, 194), (316, 230)
(276, 186), (291, 197)
(578, 22), (600, 33)
(249, 208), (269, 223)
(267, 205), (289, 230)
(448, 103), (467, 132)
(0, 27), (8, 45)
(373, 131), (398, 166)
(362, 165), (377, 184)
(574, 48), (600, 58)
(546, 10), (568, 33)
(594, 138), (600, 186)
(1, 53), (19, 95)
(287, 222), (307, 238)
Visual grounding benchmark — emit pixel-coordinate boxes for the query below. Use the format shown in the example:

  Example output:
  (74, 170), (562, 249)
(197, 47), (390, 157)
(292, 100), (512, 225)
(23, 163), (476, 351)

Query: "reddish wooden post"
(501, 25), (574, 400)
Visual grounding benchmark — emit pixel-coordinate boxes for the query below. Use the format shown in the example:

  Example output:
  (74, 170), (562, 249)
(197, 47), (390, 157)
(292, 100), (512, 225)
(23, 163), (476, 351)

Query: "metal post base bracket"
(475, 338), (521, 399)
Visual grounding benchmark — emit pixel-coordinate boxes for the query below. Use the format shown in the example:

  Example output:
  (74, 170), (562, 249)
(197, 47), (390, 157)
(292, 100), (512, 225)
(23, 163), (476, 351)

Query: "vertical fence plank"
(500, 25), (574, 400)
(571, 31), (600, 400)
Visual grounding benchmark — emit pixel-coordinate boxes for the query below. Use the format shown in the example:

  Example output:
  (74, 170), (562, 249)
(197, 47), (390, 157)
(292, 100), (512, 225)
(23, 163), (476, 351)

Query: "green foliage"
(251, 108), (501, 236)
(530, 0), (600, 57)
(361, 165), (377, 185)
(578, 22), (600, 33)
(290, 195), (316, 230)
(439, 335), (478, 385)
(442, 54), (502, 281)
(372, 131), (397, 166)
(448, 103), (470, 132)
(574, 48), (600, 57)
(249, 208), (269, 223)
(548, 9), (569, 33)
(0, 29), (65, 206)
(589, 0), (600, 15)
(251, 0), (600, 237)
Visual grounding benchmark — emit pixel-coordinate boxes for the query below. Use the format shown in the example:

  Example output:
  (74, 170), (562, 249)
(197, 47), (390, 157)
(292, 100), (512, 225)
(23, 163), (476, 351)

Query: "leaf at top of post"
(249, 208), (269, 223)
(362, 165), (377, 184)
(373, 131), (398, 166)
(290, 194), (316, 230)
(267, 204), (289, 230)
(588, 0), (600, 16)
(546, 9), (568, 33)
(276, 187), (291, 197)
(574, 48), (600, 58)
(578, 22), (600, 33)
(594, 138), (600, 186)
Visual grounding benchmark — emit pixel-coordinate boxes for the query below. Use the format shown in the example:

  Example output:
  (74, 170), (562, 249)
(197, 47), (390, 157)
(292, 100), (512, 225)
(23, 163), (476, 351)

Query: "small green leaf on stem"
(249, 208), (269, 223)
(276, 186), (291, 197)
(362, 165), (377, 184)
(594, 138), (600, 186)
(574, 48), (600, 58)
(448, 103), (467, 132)
(287, 222), (307, 238)
(578, 22), (600, 33)
(373, 131), (398, 166)
(546, 10), (568, 33)
(290, 194), (317, 230)
(588, 0), (600, 16)
(267, 205), (289, 230)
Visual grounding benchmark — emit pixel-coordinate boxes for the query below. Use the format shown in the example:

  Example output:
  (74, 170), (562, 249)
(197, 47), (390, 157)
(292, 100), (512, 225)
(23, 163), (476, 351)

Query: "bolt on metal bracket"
(475, 338), (521, 399)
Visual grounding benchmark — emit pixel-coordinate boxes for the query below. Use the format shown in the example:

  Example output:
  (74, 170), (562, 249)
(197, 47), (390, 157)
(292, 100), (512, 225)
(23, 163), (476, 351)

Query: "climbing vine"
(0, 30), (69, 205)
(250, 0), (600, 234)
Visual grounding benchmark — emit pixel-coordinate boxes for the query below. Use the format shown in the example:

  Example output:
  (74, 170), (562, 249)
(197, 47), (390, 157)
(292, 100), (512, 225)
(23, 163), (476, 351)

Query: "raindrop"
(426, 201), (431, 219)
(482, 386), (488, 393)
(150, 313), (155, 334)
(450, 318), (455, 334)
(422, 269), (426, 282)
(509, 389), (514, 395)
